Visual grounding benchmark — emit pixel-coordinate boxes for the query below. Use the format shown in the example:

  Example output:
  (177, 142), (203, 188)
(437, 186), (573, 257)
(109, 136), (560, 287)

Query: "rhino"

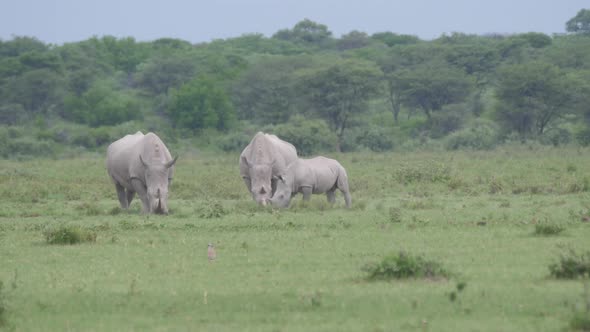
(269, 156), (352, 208)
(106, 131), (178, 214)
(239, 132), (298, 205)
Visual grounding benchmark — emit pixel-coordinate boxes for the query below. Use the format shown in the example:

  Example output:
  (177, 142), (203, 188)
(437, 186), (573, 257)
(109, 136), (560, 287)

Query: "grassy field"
(1, 146), (590, 331)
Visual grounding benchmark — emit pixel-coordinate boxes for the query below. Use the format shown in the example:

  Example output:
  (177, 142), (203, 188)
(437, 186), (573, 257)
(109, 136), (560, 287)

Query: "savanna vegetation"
(1, 10), (590, 157)
(1, 147), (590, 331)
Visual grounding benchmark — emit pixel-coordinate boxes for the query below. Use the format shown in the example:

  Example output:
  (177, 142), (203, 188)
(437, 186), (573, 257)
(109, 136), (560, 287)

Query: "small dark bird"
(208, 243), (216, 262)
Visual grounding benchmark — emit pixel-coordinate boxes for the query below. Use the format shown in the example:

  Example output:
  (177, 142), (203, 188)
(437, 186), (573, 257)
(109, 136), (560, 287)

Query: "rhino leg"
(301, 186), (313, 201)
(131, 178), (150, 214)
(115, 183), (128, 209)
(336, 173), (352, 208)
(326, 189), (336, 204)
(342, 190), (352, 208)
(126, 190), (135, 207)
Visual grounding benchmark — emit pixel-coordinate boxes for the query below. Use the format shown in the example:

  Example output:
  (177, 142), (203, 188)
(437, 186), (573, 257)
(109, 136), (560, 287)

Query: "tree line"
(1, 9), (590, 157)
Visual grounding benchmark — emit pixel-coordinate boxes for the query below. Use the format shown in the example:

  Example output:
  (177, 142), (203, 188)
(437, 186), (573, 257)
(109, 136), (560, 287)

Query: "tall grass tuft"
(549, 249), (590, 279)
(534, 222), (565, 236)
(43, 224), (97, 245)
(364, 251), (450, 280)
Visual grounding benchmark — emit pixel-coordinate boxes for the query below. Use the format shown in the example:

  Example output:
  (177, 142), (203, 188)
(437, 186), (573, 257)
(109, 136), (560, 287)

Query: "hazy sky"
(0, 0), (587, 44)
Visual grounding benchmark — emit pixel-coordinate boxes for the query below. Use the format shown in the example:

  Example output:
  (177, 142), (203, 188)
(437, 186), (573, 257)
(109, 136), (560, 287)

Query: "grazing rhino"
(239, 132), (298, 205)
(106, 131), (178, 214)
(269, 156), (352, 208)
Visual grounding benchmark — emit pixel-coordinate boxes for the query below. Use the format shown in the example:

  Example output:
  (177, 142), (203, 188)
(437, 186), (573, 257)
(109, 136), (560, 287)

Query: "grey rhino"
(239, 132), (298, 205)
(269, 156), (352, 208)
(106, 131), (178, 214)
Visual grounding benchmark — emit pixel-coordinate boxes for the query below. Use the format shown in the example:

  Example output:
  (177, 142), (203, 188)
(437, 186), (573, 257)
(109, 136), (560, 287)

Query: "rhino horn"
(165, 156), (178, 168)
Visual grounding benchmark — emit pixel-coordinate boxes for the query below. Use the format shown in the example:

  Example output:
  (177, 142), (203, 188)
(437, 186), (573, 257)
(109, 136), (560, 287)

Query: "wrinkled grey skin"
(106, 132), (178, 214)
(269, 156), (352, 208)
(239, 132), (298, 205)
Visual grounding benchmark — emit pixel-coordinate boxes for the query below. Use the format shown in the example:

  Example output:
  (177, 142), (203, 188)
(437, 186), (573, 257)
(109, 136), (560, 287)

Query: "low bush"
(198, 199), (228, 219)
(445, 119), (500, 150)
(533, 222), (565, 236)
(364, 251), (450, 280)
(549, 249), (590, 279)
(43, 224), (97, 245)
(356, 126), (394, 152)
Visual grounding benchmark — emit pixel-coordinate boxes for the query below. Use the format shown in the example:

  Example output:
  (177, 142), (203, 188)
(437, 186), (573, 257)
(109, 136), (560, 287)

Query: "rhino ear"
(139, 155), (148, 167)
(165, 156), (178, 168)
(240, 155), (249, 167)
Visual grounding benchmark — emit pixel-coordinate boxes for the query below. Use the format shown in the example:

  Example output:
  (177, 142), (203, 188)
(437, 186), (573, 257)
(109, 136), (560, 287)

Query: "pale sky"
(0, 0), (587, 45)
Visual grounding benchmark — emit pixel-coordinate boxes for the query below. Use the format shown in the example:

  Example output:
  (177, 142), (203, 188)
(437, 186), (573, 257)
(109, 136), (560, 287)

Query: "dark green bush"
(268, 115), (337, 155)
(428, 104), (466, 139)
(356, 126), (394, 152)
(364, 251), (450, 280)
(539, 128), (572, 146)
(43, 225), (97, 245)
(575, 128), (590, 147)
(445, 119), (500, 150)
(549, 249), (590, 279)
(218, 130), (253, 152)
(534, 223), (565, 236)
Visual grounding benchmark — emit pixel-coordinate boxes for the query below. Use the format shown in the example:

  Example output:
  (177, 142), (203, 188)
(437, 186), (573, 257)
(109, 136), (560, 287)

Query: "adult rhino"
(239, 132), (298, 205)
(269, 156), (352, 208)
(106, 131), (178, 214)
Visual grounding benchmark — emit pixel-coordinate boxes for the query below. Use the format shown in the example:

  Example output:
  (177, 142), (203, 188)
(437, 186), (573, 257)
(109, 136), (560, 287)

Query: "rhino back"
(241, 132), (297, 172)
(300, 157), (343, 193)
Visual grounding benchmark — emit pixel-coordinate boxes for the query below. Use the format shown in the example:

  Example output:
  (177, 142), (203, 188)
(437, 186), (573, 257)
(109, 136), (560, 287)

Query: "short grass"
(1, 146), (590, 331)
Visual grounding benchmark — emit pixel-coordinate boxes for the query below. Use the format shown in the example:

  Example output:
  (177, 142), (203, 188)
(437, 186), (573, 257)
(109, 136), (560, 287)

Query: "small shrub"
(394, 163), (452, 184)
(364, 251), (450, 280)
(198, 199), (228, 219)
(534, 223), (565, 236)
(570, 312), (590, 331)
(43, 225), (97, 245)
(549, 249), (590, 279)
(388, 207), (402, 223)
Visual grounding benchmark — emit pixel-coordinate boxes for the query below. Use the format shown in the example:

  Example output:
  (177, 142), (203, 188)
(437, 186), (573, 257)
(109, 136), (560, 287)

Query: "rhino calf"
(106, 132), (177, 214)
(269, 156), (352, 208)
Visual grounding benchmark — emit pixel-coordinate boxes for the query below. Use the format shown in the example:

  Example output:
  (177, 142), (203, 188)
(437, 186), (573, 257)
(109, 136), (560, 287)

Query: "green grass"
(1, 147), (590, 331)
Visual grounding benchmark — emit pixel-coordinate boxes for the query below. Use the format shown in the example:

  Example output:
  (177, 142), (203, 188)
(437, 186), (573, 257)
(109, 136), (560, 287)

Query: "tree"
(495, 62), (576, 136)
(273, 19), (333, 48)
(299, 59), (382, 151)
(337, 30), (371, 51)
(167, 77), (235, 131)
(232, 55), (312, 124)
(566, 9), (590, 34)
(5, 68), (64, 114)
(135, 54), (195, 96)
(62, 79), (141, 126)
(397, 60), (474, 120)
(371, 32), (420, 47)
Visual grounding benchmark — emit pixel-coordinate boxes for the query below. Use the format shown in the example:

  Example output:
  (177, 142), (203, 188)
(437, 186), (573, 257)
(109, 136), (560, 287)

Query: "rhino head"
(140, 155), (178, 214)
(269, 175), (292, 208)
(249, 164), (273, 206)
